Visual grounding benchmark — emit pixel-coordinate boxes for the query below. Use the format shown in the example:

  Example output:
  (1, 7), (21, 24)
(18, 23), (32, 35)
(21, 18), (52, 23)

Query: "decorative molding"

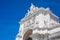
(20, 4), (59, 24)
(16, 4), (60, 40)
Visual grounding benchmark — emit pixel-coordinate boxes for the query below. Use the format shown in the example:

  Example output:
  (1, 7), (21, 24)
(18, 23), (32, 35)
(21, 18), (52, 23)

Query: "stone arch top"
(23, 29), (33, 40)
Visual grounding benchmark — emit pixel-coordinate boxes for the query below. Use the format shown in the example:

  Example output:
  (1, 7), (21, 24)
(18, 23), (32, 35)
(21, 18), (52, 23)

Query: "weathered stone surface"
(16, 4), (60, 40)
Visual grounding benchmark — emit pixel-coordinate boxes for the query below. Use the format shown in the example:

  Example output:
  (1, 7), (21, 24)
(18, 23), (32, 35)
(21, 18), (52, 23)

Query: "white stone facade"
(16, 4), (60, 40)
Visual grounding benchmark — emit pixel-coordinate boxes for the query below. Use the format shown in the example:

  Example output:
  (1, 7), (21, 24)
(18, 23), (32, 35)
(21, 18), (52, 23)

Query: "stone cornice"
(24, 24), (60, 32)
(47, 24), (60, 30)
(49, 31), (60, 38)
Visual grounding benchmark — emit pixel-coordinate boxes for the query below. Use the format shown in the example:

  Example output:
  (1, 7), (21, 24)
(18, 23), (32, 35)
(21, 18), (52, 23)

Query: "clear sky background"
(0, 0), (60, 40)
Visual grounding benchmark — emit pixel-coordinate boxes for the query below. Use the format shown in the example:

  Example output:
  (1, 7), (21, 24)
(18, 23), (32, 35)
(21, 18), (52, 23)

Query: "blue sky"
(0, 0), (60, 40)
